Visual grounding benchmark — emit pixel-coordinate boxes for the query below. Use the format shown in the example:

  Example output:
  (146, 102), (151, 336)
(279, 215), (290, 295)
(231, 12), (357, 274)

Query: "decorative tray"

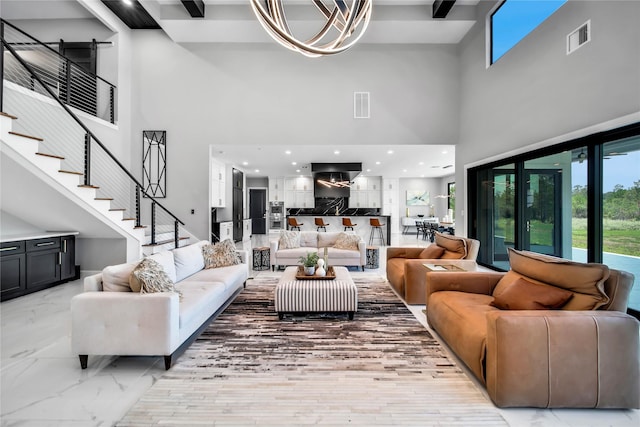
(295, 265), (336, 280)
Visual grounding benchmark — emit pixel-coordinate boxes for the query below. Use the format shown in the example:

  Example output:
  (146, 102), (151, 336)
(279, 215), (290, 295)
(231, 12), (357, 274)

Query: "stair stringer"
(0, 115), (144, 262)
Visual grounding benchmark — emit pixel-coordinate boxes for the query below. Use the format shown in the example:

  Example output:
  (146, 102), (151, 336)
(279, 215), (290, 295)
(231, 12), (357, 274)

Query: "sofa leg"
(79, 355), (88, 369)
(164, 355), (172, 370)
(362, 266), (365, 271)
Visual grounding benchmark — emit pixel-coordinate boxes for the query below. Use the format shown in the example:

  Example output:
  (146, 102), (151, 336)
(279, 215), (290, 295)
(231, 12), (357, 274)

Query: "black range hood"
(312, 163), (362, 199)
(311, 162), (362, 180)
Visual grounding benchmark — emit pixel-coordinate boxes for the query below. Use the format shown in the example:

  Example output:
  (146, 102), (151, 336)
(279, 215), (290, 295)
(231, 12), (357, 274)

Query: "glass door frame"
(467, 122), (640, 319)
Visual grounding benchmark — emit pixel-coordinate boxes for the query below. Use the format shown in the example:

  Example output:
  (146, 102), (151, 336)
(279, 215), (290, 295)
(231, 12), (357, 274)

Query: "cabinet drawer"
(0, 240), (26, 256)
(26, 237), (61, 252)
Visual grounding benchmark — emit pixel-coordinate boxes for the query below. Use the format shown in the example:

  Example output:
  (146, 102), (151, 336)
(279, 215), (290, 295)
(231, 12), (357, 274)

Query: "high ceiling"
(2, 0), (480, 179)
(211, 144), (456, 180)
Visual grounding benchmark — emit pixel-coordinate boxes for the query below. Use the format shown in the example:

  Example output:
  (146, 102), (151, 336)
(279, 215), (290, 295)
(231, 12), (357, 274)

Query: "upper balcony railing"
(0, 19), (116, 124)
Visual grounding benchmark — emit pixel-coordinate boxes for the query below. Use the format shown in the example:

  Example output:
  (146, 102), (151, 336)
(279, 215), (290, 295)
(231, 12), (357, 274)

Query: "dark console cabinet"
(60, 235), (76, 281)
(1, 241), (26, 298)
(1, 234), (77, 301)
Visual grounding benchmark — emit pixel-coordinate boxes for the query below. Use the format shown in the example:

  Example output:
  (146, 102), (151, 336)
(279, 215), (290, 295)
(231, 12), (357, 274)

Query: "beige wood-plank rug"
(117, 272), (507, 426)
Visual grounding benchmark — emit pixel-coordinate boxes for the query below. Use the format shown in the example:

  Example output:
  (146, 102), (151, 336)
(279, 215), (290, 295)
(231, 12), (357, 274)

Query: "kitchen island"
(285, 214), (391, 246)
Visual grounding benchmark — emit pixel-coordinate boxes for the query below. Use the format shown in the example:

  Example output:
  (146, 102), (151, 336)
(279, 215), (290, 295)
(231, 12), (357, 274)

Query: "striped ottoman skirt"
(275, 267), (358, 320)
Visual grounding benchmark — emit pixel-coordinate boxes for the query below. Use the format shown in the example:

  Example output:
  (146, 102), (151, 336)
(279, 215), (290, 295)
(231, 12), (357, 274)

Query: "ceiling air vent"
(567, 20), (590, 55)
(354, 92), (370, 119)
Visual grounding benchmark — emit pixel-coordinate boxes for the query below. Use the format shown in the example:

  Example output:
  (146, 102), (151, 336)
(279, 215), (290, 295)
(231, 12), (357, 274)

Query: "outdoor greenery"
(572, 182), (640, 220)
(493, 181), (640, 257)
(572, 182), (640, 256)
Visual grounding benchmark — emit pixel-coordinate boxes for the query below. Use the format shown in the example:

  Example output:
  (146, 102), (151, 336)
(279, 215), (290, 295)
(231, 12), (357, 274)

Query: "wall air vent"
(567, 20), (590, 55)
(354, 92), (370, 119)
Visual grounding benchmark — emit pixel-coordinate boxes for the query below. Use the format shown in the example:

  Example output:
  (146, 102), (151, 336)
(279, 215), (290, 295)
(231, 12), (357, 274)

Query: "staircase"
(1, 20), (191, 262)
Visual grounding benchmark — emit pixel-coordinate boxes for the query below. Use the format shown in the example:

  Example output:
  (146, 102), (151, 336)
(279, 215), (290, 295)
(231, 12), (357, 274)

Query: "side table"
(365, 246), (379, 269)
(252, 246), (270, 271)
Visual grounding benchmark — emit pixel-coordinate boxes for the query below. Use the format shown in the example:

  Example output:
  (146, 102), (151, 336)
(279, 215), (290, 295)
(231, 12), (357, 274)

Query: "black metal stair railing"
(0, 19), (116, 124)
(1, 21), (185, 248)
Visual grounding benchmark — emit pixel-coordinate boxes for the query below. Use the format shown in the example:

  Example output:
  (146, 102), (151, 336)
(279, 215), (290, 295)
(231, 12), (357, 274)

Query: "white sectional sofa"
(270, 231), (366, 271)
(71, 240), (249, 370)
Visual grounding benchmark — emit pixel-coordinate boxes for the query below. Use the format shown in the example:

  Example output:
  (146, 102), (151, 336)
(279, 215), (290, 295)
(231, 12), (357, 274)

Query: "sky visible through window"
(492, 0), (568, 63)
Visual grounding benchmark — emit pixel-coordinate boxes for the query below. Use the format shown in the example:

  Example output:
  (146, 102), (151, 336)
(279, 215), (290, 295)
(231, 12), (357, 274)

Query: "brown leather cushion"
(435, 232), (467, 259)
(491, 277), (573, 310)
(419, 245), (445, 259)
(494, 249), (610, 310)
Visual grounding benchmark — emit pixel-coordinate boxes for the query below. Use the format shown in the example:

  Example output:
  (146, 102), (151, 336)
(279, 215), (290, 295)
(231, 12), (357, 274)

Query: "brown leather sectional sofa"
(386, 232), (480, 304)
(425, 248), (639, 408)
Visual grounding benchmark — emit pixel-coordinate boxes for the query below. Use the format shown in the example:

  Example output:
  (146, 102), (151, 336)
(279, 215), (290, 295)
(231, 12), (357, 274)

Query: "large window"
(490, 0), (567, 64)
(469, 124), (640, 316)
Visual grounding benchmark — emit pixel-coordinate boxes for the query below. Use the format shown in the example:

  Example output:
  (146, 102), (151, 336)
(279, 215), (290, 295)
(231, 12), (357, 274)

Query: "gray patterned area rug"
(117, 272), (506, 426)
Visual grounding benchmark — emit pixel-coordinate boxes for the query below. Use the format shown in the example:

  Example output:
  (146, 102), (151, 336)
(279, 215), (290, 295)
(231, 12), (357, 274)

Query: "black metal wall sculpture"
(142, 130), (167, 198)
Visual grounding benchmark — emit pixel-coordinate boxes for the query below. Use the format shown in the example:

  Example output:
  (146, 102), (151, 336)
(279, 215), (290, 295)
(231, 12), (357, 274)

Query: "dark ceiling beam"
(181, 0), (205, 18)
(100, 0), (160, 29)
(432, 0), (456, 19)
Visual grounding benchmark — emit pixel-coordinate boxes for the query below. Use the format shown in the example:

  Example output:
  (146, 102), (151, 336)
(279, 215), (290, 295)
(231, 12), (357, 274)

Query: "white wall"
(0, 211), (41, 236)
(130, 34), (461, 239)
(398, 177), (442, 228)
(456, 0), (640, 235)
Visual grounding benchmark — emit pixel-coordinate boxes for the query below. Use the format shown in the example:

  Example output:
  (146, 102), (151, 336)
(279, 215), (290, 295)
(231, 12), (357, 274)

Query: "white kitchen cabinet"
(211, 159), (226, 207)
(269, 177), (285, 202)
(352, 176), (368, 191)
(219, 222), (233, 241)
(242, 219), (252, 242)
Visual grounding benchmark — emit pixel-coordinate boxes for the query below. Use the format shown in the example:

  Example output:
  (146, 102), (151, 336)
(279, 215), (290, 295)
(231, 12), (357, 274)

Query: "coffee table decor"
(295, 265), (336, 280)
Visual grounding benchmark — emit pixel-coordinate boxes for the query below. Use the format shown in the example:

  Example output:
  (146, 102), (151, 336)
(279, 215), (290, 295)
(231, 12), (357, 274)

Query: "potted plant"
(298, 252), (319, 275)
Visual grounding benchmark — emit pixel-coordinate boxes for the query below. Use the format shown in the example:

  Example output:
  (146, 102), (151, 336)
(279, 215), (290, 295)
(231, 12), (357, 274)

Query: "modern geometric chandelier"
(250, 0), (373, 58)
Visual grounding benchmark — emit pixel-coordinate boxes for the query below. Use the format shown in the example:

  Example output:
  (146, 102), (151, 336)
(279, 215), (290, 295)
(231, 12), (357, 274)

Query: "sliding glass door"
(468, 123), (640, 317)
(523, 169), (562, 257)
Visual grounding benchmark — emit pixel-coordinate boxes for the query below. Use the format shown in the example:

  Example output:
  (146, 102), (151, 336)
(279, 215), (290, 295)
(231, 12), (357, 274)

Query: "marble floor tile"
(1, 233), (638, 426)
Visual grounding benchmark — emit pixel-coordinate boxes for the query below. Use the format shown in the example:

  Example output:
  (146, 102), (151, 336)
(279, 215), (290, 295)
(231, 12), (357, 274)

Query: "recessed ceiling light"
(242, 161), (248, 166)
(418, 161), (424, 165)
(420, 175), (425, 178)
(402, 169), (407, 173)
(387, 150), (394, 154)
(296, 169), (300, 173)
(375, 161), (381, 165)
(366, 169), (371, 172)
(442, 150), (448, 154)
(334, 150), (340, 155)
(285, 150), (291, 155)
(292, 161), (297, 165)
(255, 169), (260, 173)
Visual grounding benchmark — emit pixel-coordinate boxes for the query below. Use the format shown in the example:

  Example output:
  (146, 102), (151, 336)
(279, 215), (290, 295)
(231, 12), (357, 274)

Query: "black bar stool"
(342, 217), (357, 231)
(368, 218), (386, 245)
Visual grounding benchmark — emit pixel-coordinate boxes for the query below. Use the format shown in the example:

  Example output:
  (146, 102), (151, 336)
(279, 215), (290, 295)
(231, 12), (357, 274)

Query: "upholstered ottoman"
(275, 266), (358, 320)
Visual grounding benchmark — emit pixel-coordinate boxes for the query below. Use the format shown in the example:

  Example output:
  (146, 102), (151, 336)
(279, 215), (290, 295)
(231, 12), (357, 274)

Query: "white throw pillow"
(279, 230), (300, 249)
(333, 232), (361, 251)
(148, 251), (177, 283)
(202, 239), (241, 269)
(131, 258), (178, 295)
(173, 241), (206, 281)
(102, 262), (138, 292)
